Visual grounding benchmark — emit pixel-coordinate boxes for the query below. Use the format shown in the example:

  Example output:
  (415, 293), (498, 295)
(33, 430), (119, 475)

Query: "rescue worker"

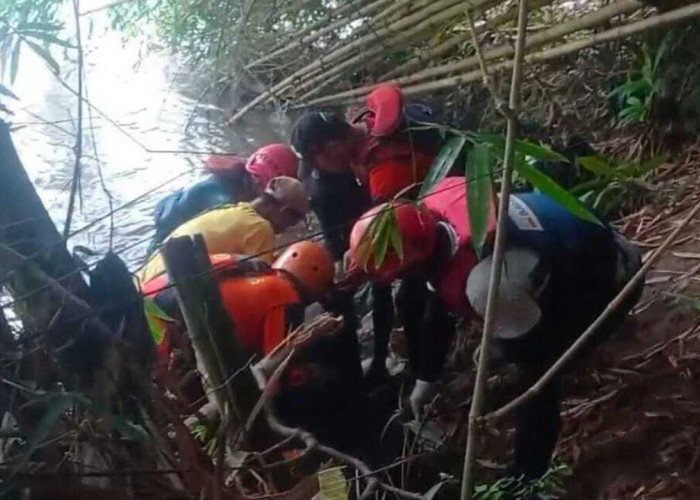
(143, 241), (369, 454)
(345, 176), (643, 479)
(139, 176), (309, 283)
(290, 84), (444, 382)
(291, 84), (442, 203)
(151, 144), (299, 248)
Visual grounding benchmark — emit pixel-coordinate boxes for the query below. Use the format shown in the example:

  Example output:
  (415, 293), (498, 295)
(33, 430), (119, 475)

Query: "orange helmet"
(348, 202), (437, 283)
(273, 241), (334, 300)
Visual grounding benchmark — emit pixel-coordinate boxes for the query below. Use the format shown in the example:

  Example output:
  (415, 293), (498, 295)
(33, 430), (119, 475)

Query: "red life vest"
(422, 177), (497, 315)
(352, 84), (437, 201)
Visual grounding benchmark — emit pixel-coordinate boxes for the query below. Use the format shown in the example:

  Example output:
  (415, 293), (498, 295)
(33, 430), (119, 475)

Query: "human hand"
(409, 379), (437, 420)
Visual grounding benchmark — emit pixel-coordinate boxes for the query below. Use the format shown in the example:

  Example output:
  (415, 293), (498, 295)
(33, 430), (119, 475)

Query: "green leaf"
(578, 156), (617, 179)
(419, 135), (467, 198)
(466, 143), (493, 257)
(514, 157), (602, 226)
(372, 219), (391, 268)
(21, 30), (75, 48)
(144, 297), (172, 345)
(478, 134), (567, 162)
(0, 83), (18, 99)
(617, 155), (667, 178)
(23, 39), (59, 74)
(9, 39), (20, 83)
(388, 213), (404, 261)
(16, 22), (62, 32)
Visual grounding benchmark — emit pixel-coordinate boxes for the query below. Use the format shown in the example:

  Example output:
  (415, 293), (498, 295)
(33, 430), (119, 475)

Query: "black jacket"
(308, 169), (371, 260)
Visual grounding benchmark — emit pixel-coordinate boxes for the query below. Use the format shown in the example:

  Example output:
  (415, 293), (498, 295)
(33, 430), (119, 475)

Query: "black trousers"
(395, 276), (455, 382)
(504, 277), (644, 479)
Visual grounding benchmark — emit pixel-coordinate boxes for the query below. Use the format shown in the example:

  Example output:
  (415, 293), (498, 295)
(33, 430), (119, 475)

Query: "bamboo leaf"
(16, 22), (62, 32)
(514, 156), (602, 226)
(466, 143), (492, 257)
(373, 219), (391, 268)
(419, 135), (467, 198)
(144, 297), (172, 345)
(21, 31), (75, 48)
(578, 156), (616, 179)
(0, 83), (18, 100)
(23, 39), (59, 74)
(618, 155), (667, 177)
(23, 393), (80, 456)
(9, 39), (20, 83)
(389, 211), (404, 262)
(478, 134), (567, 162)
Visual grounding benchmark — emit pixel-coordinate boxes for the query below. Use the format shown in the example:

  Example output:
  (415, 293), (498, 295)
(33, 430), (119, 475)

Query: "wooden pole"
(460, 0), (529, 497)
(161, 235), (261, 441)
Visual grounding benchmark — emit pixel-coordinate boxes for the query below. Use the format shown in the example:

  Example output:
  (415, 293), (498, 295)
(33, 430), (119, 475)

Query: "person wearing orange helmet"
(345, 176), (643, 480)
(143, 241), (370, 453)
(151, 143), (299, 248)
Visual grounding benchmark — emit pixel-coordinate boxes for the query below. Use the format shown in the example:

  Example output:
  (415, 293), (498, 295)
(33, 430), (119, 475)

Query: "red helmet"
(205, 154), (247, 175)
(245, 144), (299, 189)
(348, 202), (437, 283)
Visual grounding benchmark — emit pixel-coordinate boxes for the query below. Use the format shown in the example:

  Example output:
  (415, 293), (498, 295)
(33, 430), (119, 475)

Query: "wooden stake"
(162, 235), (261, 442)
(460, 0), (529, 497)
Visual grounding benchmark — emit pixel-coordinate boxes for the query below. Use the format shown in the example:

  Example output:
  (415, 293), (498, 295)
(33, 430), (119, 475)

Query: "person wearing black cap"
(292, 110), (394, 384)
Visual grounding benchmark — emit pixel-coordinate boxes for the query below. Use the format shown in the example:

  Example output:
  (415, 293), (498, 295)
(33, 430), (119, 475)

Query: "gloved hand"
(409, 379), (437, 420)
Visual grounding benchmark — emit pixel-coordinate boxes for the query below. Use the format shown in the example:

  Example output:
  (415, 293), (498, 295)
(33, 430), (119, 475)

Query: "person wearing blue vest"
(344, 176), (643, 480)
(150, 144), (299, 252)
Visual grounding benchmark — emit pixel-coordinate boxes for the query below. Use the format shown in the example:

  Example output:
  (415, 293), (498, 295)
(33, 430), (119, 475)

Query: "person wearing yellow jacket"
(139, 176), (309, 283)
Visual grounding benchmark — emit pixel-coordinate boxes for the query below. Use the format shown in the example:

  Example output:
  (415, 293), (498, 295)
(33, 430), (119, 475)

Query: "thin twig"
(466, 9), (512, 119)
(63, 0), (84, 240)
(461, 1), (530, 499)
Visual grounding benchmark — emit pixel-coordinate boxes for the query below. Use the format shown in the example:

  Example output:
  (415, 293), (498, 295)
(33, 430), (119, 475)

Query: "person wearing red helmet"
(346, 176), (643, 480)
(150, 144), (299, 250)
(290, 86), (448, 384)
(291, 84), (445, 203)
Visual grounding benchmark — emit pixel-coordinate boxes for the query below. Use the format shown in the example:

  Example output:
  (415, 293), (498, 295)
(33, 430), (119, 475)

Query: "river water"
(8, 4), (290, 269)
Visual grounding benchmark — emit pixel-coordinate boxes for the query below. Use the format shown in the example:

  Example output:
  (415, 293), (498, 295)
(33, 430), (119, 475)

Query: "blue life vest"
(153, 175), (238, 243)
(503, 192), (616, 294)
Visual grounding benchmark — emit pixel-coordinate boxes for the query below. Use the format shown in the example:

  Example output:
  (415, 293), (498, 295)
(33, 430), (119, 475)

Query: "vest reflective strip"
(508, 195), (544, 231)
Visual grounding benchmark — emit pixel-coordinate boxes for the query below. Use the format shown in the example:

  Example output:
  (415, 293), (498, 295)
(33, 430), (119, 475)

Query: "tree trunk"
(0, 120), (86, 299)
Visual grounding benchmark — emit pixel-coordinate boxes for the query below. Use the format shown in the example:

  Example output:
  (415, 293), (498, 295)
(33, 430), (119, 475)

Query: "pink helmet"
(245, 144), (299, 189)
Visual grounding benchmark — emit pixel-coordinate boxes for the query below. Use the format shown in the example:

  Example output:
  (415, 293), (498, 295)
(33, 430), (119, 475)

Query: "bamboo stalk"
(379, 0), (547, 80)
(484, 197), (700, 422)
(247, 0), (385, 67)
(309, 2), (700, 106)
(460, 0), (529, 497)
(229, 0), (468, 122)
(303, 0), (641, 106)
(288, 0), (501, 100)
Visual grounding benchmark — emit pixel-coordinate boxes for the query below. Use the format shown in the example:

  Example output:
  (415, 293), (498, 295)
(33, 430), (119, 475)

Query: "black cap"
(291, 111), (351, 159)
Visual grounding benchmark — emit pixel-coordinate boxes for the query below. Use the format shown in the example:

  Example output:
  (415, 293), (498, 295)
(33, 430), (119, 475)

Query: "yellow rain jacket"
(139, 203), (275, 283)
